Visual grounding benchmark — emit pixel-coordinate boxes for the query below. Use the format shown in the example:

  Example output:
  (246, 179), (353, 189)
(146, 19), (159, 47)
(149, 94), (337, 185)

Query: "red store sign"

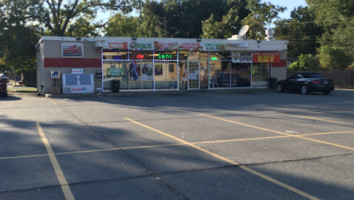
(253, 52), (280, 63)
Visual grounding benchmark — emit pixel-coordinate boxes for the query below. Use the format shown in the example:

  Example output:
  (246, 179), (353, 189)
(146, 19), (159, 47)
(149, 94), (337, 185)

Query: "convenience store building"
(36, 36), (288, 94)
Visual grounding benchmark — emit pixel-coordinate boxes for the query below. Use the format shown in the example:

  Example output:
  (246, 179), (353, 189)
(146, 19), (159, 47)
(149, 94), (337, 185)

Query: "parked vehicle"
(276, 73), (334, 95)
(0, 75), (8, 97)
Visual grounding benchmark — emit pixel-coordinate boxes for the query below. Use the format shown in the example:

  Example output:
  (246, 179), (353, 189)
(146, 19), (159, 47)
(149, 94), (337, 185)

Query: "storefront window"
(154, 62), (177, 89)
(102, 49), (275, 91)
(231, 63), (251, 87)
(200, 60), (208, 89)
(154, 51), (178, 90)
(103, 51), (131, 60)
(252, 63), (271, 87)
(103, 61), (129, 91)
(209, 52), (231, 88)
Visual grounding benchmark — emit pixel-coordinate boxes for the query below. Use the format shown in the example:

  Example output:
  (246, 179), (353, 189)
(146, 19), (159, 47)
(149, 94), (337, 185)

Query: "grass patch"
(8, 88), (38, 93)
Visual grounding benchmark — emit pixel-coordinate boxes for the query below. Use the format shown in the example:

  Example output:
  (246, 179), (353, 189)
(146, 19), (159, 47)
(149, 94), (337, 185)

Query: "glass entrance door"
(252, 63), (271, 87)
(188, 61), (200, 89)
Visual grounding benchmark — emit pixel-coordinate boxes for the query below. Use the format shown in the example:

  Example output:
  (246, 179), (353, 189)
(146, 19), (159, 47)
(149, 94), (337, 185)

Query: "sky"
(262, 0), (308, 19)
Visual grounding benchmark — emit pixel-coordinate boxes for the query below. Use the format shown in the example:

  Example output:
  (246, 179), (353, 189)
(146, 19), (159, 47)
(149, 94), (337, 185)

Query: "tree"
(0, 0), (141, 74)
(0, 0), (40, 73)
(202, 0), (249, 39)
(25, 0), (142, 36)
(317, 46), (351, 70)
(241, 0), (284, 40)
(66, 17), (101, 37)
(201, 0), (284, 39)
(306, 0), (354, 60)
(137, 0), (165, 37)
(274, 6), (323, 60)
(104, 14), (141, 37)
(138, 0), (230, 38)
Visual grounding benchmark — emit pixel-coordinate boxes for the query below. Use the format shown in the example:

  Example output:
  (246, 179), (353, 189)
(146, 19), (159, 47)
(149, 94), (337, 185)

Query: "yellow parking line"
(292, 115), (354, 126)
(0, 153), (49, 160)
(2, 130), (354, 161)
(199, 114), (293, 137)
(47, 97), (57, 105)
(36, 122), (75, 200)
(125, 117), (319, 200)
(125, 118), (239, 166)
(194, 135), (288, 145)
(300, 130), (354, 137)
(200, 114), (354, 151)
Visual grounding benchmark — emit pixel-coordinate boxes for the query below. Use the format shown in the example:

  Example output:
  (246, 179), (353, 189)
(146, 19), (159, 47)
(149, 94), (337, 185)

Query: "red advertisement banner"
(253, 52), (280, 63)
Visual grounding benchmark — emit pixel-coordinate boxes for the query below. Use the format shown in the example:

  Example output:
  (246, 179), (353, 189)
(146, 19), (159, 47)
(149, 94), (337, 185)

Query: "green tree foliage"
(307, 0), (354, 61)
(317, 46), (351, 70)
(137, 0), (165, 37)
(202, 0), (284, 39)
(105, 14), (141, 37)
(241, 0), (284, 40)
(175, 0), (227, 37)
(274, 6), (322, 60)
(288, 54), (319, 72)
(24, 0), (142, 36)
(66, 17), (101, 37)
(201, 3), (249, 39)
(0, 0), (141, 73)
(2, 26), (39, 73)
(0, 0), (40, 73)
(136, 0), (229, 38)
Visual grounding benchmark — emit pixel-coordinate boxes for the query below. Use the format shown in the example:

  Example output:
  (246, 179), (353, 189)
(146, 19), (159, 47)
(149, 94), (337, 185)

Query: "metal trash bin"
(110, 80), (120, 93)
(267, 78), (277, 89)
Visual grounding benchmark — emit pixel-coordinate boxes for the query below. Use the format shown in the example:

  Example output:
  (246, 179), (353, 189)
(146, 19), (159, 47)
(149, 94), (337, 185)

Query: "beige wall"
(40, 68), (102, 94)
(37, 38), (102, 94)
(271, 51), (288, 81)
(271, 67), (287, 81)
(43, 39), (100, 59)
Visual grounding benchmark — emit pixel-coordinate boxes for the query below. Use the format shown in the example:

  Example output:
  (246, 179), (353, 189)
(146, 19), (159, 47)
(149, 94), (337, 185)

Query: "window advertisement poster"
(253, 52), (280, 63)
(142, 64), (153, 81)
(61, 43), (84, 57)
(231, 52), (253, 63)
(155, 64), (163, 75)
(51, 71), (61, 79)
(108, 68), (125, 77)
(62, 73), (94, 94)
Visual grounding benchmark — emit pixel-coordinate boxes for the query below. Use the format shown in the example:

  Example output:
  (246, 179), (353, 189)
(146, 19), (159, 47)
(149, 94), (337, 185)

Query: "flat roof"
(37, 36), (288, 51)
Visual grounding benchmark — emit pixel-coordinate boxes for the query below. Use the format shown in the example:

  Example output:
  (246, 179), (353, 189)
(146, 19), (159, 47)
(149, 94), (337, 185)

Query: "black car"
(0, 76), (8, 97)
(276, 73), (334, 95)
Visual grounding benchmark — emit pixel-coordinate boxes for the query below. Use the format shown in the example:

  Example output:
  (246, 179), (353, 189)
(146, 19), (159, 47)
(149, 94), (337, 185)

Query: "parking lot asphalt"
(1, 89), (354, 200)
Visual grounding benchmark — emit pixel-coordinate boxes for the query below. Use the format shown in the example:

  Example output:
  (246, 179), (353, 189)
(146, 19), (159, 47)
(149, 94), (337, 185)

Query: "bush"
(317, 46), (352, 70)
(288, 54), (319, 71)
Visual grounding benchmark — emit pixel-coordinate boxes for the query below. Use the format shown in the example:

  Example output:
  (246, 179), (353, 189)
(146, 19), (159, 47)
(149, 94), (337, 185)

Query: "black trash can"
(111, 80), (120, 93)
(267, 78), (277, 89)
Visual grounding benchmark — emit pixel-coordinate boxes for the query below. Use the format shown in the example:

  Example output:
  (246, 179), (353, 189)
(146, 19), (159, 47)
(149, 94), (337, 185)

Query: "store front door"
(252, 63), (271, 87)
(188, 61), (200, 89)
